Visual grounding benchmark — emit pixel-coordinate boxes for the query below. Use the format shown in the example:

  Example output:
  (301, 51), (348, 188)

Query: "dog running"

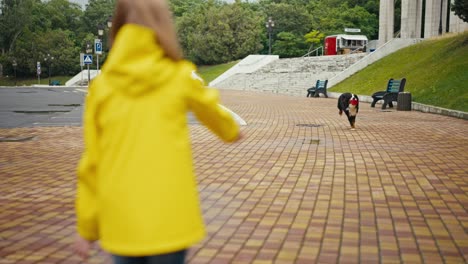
(337, 93), (359, 130)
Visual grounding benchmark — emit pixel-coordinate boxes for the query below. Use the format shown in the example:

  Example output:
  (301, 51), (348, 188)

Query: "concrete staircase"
(211, 38), (422, 97)
(212, 53), (366, 96)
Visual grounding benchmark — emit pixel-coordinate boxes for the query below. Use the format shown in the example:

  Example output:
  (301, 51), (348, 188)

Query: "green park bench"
(371, 78), (406, 109)
(306, 80), (328, 98)
(49, 80), (61, 86)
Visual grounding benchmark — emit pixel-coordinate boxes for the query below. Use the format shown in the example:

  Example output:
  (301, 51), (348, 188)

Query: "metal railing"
(349, 42), (370, 55)
(302, 46), (323, 57)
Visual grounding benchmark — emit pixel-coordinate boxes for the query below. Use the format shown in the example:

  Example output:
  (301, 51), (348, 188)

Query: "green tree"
(262, 2), (312, 37)
(220, 2), (264, 60)
(304, 29), (325, 55)
(0, 0), (36, 77)
(169, 0), (205, 17)
(340, 4), (378, 39)
(308, 1), (378, 39)
(187, 3), (236, 64)
(260, 2), (313, 56)
(14, 29), (81, 77)
(451, 0), (468, 22)
(81, 0), (115, 37)
(3, 0), (86, 77)
(177, 1), (263, 64)
(343, 0), (379, 16)
(42, 0), (83, 31)
(305, 30), (325, 45)
(0, 0), (35, 55)
(273, 32), (307, 58)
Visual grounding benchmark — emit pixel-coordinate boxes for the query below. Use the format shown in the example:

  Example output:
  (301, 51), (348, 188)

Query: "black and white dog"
(337, 93), (359, 129)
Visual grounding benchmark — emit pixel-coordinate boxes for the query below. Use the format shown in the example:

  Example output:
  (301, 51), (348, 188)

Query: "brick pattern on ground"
(1, 90), (467, 263)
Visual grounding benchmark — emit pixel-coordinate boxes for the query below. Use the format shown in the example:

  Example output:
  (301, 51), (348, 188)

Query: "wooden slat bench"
(371, 78), (406, 109)
(306, 80), (328, 98)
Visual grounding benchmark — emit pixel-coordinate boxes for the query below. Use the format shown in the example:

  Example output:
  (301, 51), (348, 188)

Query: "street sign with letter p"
(95, 39), (102, 55)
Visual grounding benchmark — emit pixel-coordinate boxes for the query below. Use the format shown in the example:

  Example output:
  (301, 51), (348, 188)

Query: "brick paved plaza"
(1, 90), (467, 263)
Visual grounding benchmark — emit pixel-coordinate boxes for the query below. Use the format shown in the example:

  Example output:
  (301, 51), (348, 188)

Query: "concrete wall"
(381, 0), (467, 44)
(209, 55), (279, 87)
(449, 6), (468, 33)
(65, 70), (99, 86)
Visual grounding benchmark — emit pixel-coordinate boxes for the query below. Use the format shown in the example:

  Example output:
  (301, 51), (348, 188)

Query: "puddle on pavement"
(296, 124), (322, 128)
(0, 135), (36, 142)
(13, 110), (70, 114)
(48, 104), (81, 107)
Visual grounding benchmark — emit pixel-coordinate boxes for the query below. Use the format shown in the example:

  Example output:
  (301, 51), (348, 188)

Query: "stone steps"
(214, 53), (366, 96)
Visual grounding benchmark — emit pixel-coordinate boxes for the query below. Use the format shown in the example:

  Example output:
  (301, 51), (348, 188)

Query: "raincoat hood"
(100, 24), (185, 97)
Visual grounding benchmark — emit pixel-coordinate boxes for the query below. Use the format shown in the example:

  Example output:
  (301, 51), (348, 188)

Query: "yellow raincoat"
(76, 24), (239, 256)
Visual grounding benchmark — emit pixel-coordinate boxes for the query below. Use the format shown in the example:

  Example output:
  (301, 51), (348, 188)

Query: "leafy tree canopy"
(451, 0), (468, 23)
(0, 0), (387, 76)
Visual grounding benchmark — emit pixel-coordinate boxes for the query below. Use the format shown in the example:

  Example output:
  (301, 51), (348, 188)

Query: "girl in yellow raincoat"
(73, 0), (241, 263)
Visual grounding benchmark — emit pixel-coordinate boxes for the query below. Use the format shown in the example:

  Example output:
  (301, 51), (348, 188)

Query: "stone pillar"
(424, 0), (448, 38)
(379, 0), (394, 47)
(401, 0), (423, 38)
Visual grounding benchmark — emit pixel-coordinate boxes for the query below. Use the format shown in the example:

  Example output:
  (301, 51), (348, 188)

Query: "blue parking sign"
(37, 62), (41, 75)
(95, 39), (102, 55)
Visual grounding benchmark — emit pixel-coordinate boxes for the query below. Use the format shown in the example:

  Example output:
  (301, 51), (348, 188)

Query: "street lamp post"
(107, 15), (113, 29)
(86, 42), (92, 84)
(12, 59), (17, 86)
(97, 25), (104, 73)
(265, 17), (275, 55)
(44, 53), (54, 85)
(106, 16), (113, 51)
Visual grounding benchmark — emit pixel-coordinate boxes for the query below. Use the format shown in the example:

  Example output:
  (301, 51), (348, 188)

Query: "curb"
(327, 92), (468, 120)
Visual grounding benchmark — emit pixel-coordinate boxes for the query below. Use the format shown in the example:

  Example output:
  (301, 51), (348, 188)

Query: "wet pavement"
(0, 90), (467, 263)
(0, 87), (86, 128)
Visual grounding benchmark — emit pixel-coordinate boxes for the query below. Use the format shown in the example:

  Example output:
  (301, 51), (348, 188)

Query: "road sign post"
(95, 39), (103, 73)
(83, 54), (93, 85)
(80, 53), (84, 85)
(37, 62), (41, 84)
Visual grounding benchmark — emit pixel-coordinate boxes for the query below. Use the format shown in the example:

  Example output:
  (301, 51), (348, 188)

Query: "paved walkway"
(1, 90), (467, 264)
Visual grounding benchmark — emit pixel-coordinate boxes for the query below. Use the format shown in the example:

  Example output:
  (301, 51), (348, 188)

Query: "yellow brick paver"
(1, 90), (467, 263)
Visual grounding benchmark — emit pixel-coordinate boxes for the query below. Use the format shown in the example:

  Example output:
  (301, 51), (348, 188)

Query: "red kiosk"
(324, 34), (368, 55)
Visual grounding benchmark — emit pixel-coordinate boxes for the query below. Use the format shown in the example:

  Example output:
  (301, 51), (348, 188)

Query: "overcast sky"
(68, 0), (253, 9)
(68, 0), (87, 9)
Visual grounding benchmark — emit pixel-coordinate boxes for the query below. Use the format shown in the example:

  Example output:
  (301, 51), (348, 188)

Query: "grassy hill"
(329, 32), (468, 112)
(198, 61), (239, 84)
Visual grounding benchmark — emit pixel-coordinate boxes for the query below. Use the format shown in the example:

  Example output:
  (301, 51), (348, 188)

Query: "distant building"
(379, 0), (468, 47)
